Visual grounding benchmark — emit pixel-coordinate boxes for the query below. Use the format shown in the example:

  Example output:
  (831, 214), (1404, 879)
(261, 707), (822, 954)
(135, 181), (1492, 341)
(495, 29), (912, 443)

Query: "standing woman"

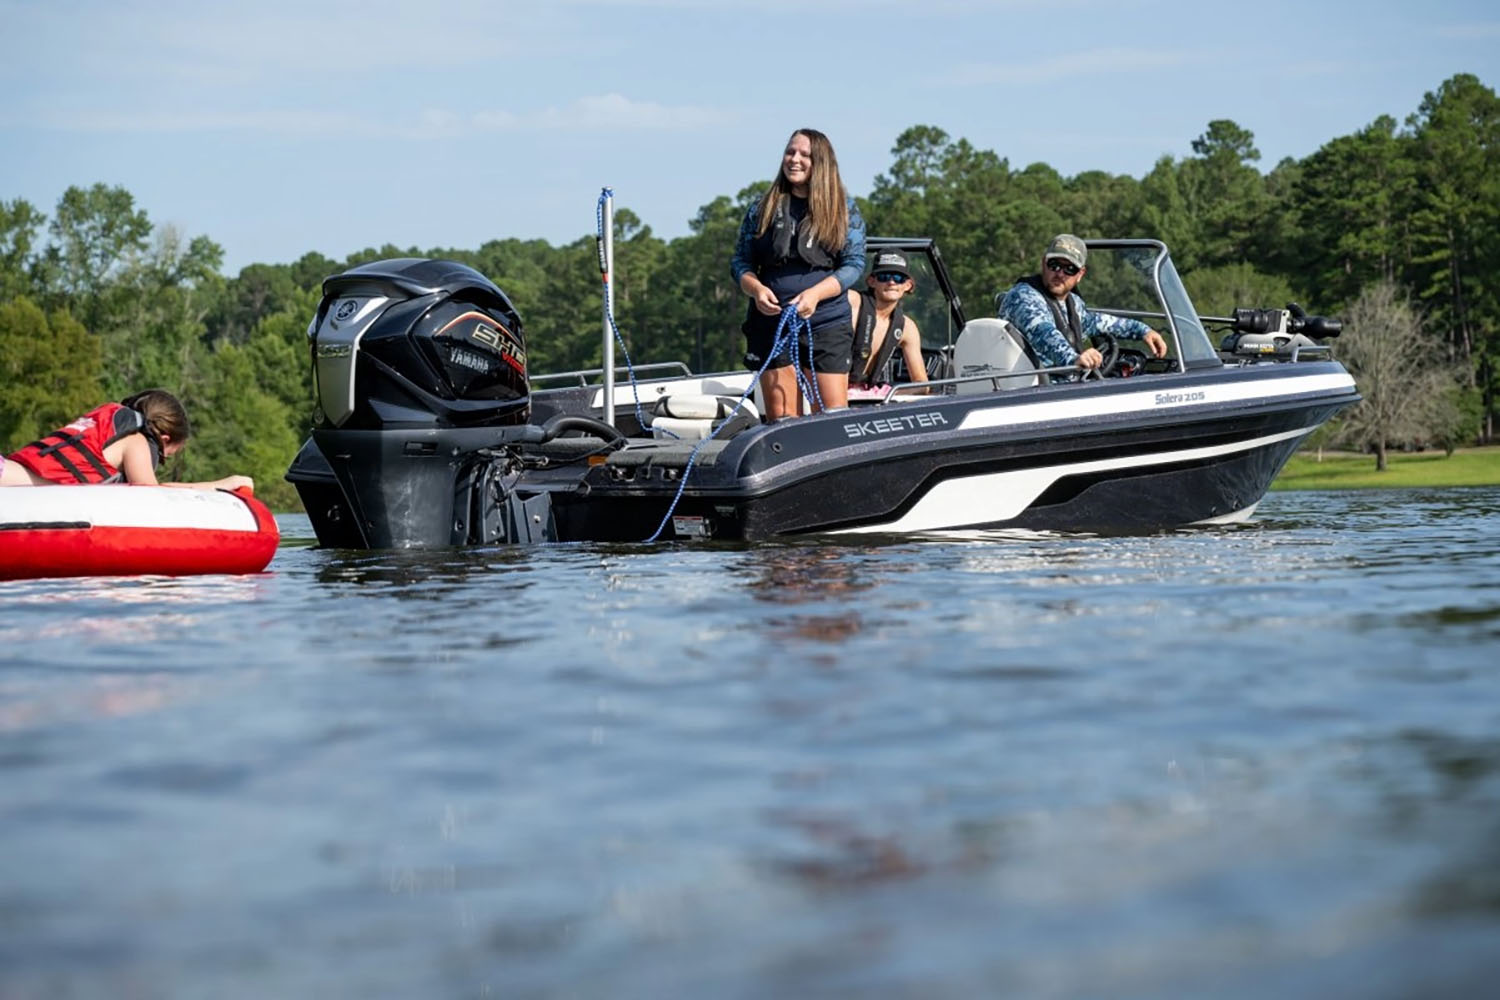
(730, 128), (866, 419)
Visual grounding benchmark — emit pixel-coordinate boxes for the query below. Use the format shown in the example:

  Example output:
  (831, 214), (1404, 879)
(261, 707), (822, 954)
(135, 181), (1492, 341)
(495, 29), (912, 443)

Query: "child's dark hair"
(121, 389), (191, 447)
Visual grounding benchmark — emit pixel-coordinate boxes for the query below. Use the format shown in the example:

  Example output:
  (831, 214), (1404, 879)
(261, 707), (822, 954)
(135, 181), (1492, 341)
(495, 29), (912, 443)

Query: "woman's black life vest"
(741, 194), (854, 353)
(754, 194), (835, 270)
(852, 291), (907, 387)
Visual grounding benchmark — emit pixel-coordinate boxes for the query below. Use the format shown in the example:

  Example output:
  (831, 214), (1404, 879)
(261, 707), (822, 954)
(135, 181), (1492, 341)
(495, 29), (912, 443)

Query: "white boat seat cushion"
(952, 317), (1041, 393)
(650, 394), (760, 440)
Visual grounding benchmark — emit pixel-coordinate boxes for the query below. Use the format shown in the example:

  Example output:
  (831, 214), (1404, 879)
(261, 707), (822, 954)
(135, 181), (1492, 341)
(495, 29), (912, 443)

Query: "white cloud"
(522, 94), (727, 130)
(0, 1), (570, 89)
(1433, 22), (1500, 39)
(942, 47), (1206, 87)
(552, 0), (1020, 7)
(472, 109), (522, 130)
(26, 108), (369, 135)
(16, 95), (729, 137)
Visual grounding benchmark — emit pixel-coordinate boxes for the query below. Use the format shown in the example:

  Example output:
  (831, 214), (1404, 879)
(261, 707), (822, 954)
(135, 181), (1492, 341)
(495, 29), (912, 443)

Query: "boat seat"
(894, 345), (952, 382)
(952, 318), (1042, 394)
(649, 394), (760, 441)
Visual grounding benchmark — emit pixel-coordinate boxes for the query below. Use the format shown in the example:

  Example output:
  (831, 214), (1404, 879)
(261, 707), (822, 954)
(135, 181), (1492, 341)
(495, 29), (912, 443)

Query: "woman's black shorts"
(743, 317), (853, 374)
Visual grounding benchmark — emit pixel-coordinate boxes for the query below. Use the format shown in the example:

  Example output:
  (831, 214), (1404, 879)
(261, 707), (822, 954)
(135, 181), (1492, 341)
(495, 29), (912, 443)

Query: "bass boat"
(286, 220), (1359, 548)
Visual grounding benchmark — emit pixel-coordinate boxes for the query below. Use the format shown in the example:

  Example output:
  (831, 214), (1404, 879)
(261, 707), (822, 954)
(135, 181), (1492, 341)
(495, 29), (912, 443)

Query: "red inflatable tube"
(0, 485), (280, 581)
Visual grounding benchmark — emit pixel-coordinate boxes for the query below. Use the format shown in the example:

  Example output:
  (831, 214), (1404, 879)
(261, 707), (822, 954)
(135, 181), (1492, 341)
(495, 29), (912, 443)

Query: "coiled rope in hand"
(644, 304), (813, 542)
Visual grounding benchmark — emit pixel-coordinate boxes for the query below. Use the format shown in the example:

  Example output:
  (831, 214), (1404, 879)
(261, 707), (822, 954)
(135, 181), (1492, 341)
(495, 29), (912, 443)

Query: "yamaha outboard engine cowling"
(286, 258), (552, 548)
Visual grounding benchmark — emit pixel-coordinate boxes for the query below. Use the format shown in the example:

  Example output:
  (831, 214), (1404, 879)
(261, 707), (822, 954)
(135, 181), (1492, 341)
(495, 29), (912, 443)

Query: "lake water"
(3, 487), (1499, 999)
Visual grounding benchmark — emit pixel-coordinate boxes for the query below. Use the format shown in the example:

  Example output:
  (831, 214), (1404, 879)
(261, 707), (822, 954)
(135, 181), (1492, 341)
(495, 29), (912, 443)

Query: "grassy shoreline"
(1272, 445), (1500, 491)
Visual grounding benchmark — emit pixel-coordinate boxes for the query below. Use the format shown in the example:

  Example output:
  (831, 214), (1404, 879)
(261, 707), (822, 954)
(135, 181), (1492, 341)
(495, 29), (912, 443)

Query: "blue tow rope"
(597, 188), (821, 542)
(643, 304), (813, 542)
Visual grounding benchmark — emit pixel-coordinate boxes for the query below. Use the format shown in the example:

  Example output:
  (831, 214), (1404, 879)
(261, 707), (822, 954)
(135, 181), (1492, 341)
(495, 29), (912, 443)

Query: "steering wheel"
(1083, 331), (1120, 379)
(1114, 348), (1149, 377)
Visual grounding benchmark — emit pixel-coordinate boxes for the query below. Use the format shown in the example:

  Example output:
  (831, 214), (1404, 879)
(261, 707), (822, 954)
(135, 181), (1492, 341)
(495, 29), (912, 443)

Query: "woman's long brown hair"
(754, 128), (849, 253)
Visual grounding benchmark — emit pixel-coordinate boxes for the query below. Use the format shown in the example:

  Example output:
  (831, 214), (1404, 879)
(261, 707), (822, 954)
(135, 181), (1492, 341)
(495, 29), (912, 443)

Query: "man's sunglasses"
(873, 271), (909, 284)
(1046, 259), (1081, 276)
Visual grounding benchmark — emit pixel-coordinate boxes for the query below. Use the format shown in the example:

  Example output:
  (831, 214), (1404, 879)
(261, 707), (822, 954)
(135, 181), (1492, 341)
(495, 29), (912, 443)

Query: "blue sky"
(3, 0), (1496, 274)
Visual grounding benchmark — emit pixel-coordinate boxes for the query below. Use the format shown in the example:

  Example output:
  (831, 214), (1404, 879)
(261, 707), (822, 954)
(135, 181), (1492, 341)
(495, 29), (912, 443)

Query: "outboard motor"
(286, 258), (553, 549)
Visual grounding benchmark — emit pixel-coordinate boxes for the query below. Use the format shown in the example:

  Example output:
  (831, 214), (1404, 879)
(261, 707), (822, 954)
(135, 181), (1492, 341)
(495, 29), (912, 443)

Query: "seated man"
(997, 234), (1167, 379)
(846, 250), (929, 394)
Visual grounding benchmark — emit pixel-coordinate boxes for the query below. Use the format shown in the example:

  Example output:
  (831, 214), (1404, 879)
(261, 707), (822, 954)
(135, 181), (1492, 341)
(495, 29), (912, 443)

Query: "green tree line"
(3, 73), (1495, 508)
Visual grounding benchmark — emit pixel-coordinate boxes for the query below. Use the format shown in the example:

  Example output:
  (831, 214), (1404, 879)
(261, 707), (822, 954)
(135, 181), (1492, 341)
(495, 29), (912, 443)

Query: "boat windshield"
(1081, 242), (1220, 368)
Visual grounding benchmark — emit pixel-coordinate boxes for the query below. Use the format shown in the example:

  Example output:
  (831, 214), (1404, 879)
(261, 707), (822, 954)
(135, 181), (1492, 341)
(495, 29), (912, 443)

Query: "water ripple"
(2, 488), (1499, 997)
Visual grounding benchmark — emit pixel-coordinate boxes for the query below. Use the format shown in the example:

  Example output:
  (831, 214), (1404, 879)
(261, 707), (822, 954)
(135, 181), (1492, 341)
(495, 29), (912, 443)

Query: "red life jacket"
(7, 403), (158, 484)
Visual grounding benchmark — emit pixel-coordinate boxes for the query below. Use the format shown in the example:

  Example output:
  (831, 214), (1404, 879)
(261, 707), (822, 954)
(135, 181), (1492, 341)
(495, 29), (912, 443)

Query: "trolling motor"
(285, 258), (615, 549)
(1216, 303), (1343, 361)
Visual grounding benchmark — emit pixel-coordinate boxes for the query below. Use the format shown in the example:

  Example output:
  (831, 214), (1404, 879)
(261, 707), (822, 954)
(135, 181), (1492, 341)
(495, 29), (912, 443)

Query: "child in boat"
(846, 249), (930, 396)
(0, 389), (254, 491)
